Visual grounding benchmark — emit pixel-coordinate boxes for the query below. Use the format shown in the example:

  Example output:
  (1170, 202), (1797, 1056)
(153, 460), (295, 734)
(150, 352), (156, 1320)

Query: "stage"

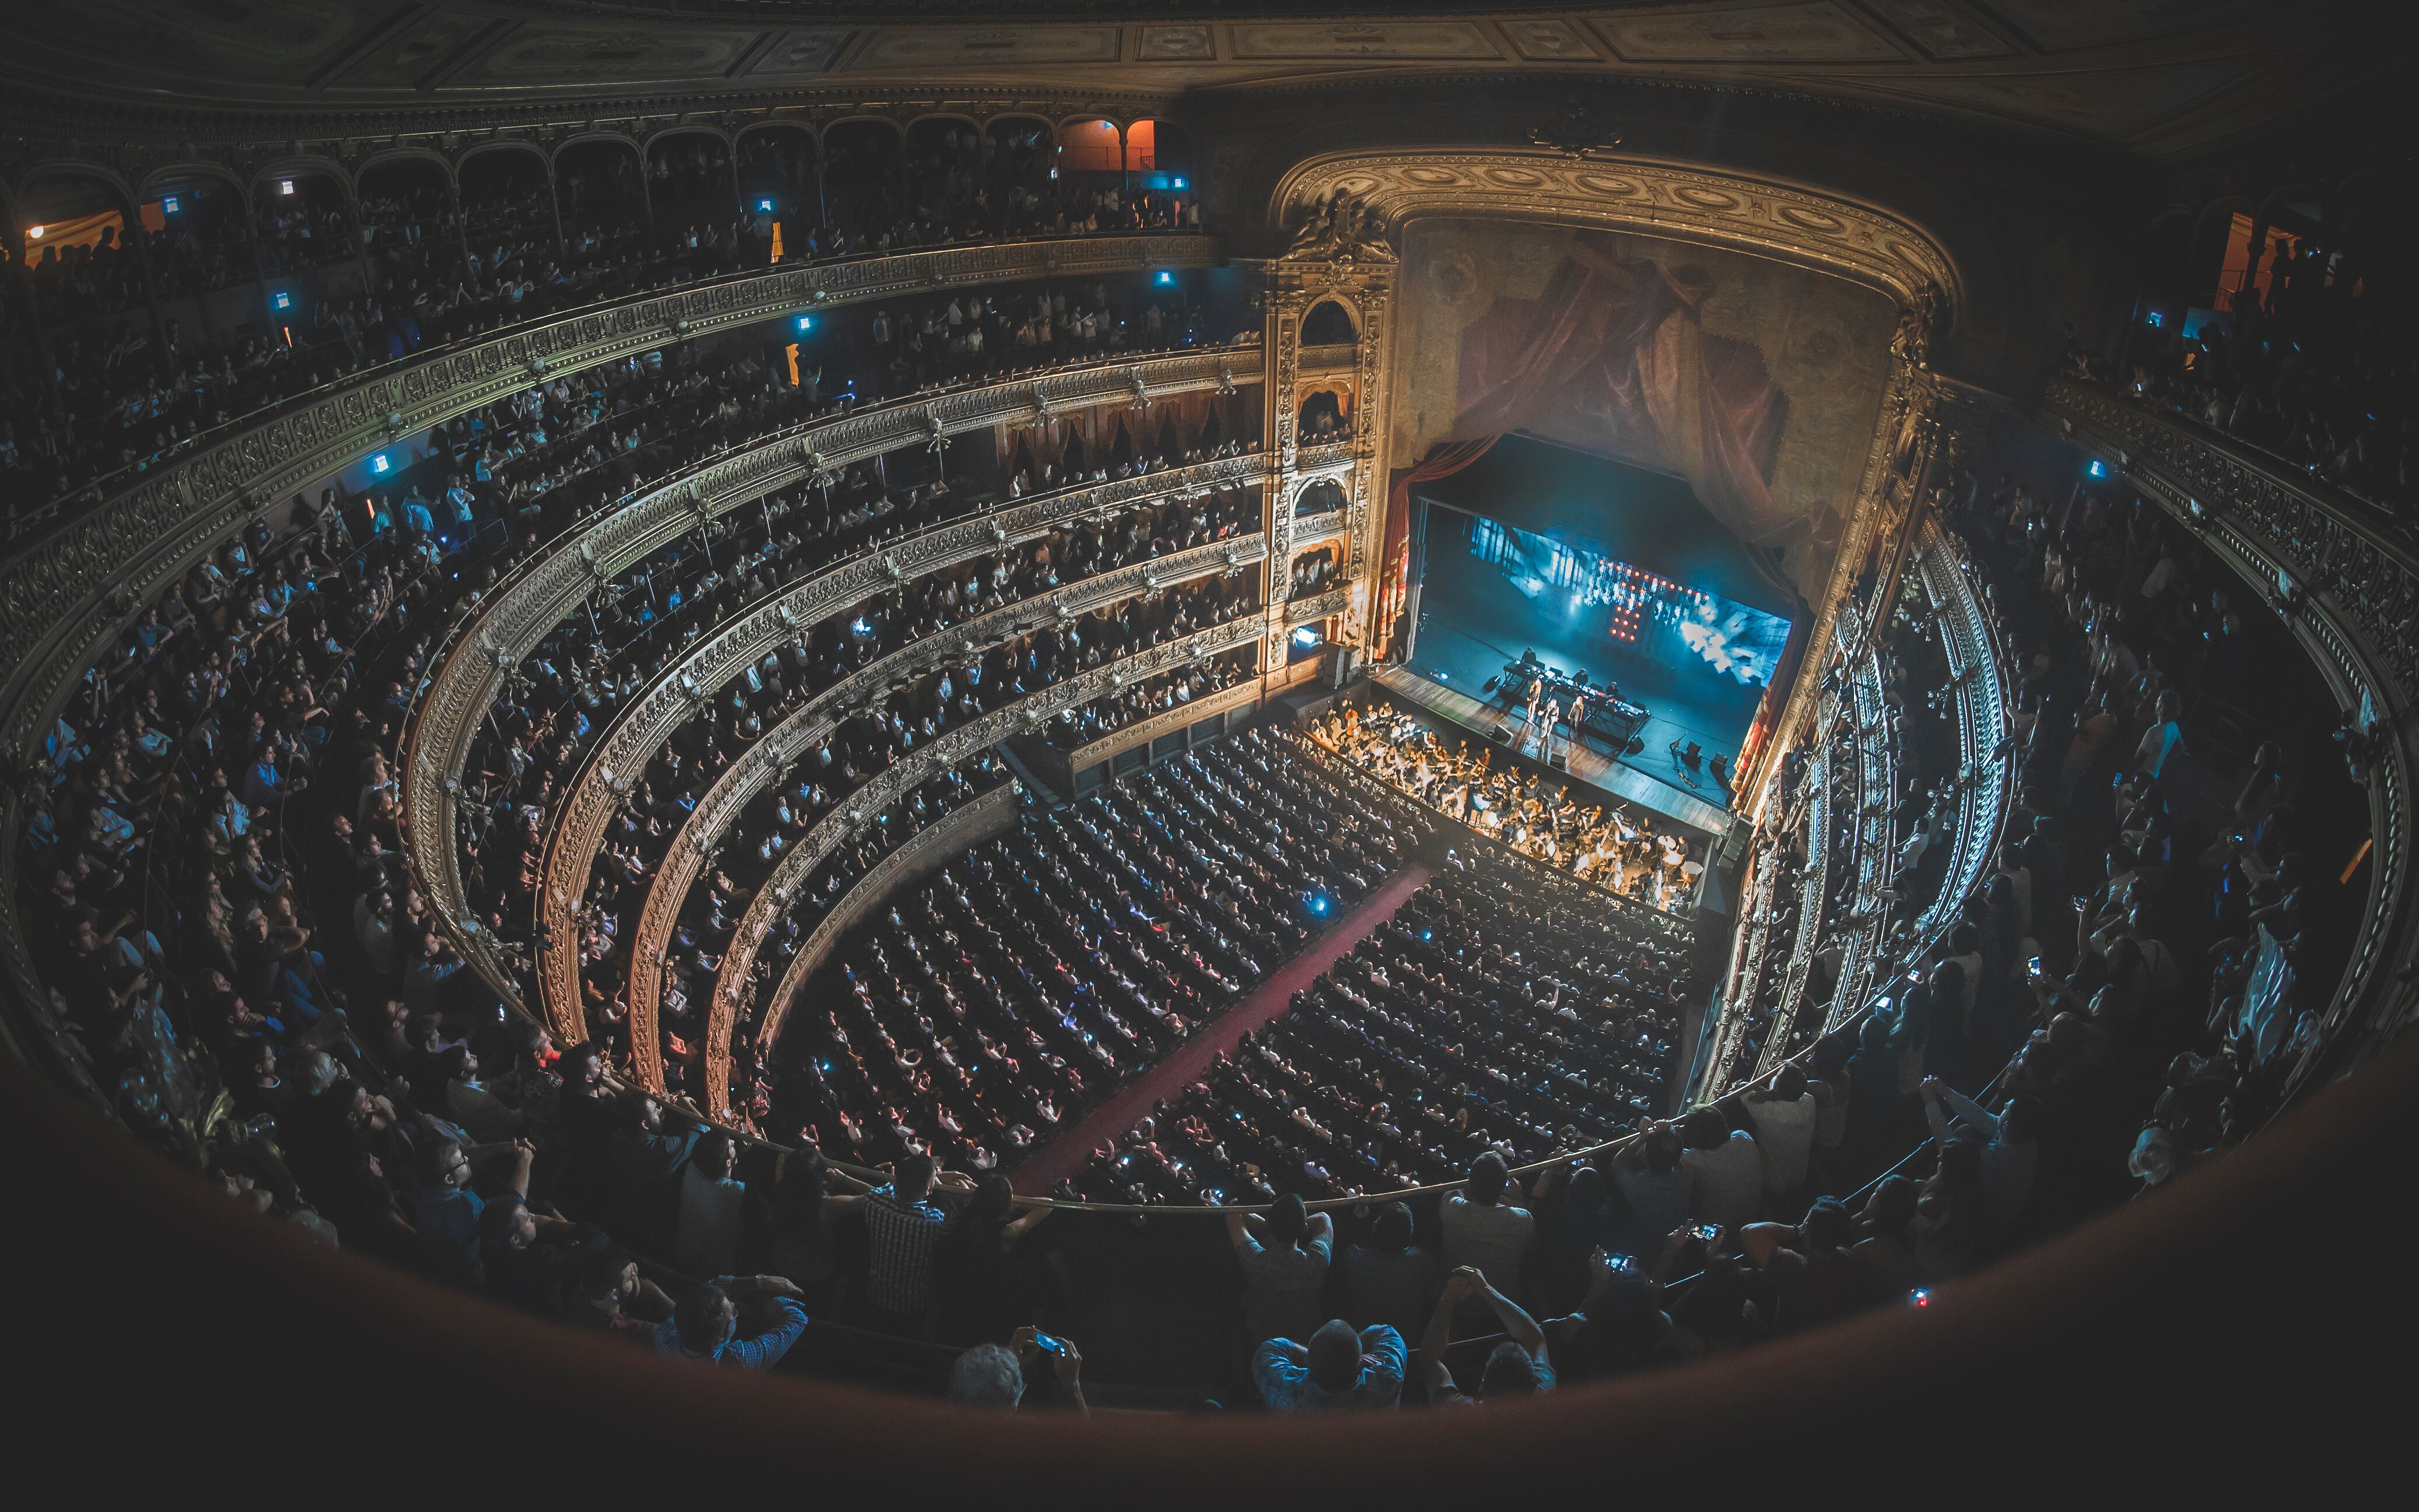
(1398, 434), (1795, 834)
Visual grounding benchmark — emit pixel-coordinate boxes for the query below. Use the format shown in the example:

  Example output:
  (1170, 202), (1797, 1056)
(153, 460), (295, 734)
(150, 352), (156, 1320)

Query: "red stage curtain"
(1376, 436), (1498, 655)
(1449, 233), (1796, 603)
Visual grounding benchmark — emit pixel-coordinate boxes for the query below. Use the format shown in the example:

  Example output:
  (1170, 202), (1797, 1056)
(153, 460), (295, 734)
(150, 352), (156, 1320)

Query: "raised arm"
(1419, 1269), (1481, 1403)
(1467, 1270), (1545, 1359)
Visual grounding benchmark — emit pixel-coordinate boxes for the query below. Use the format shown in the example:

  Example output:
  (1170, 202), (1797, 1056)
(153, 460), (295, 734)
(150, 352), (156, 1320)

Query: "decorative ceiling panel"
(848, 26), (1123, 68)
(329, 9), (501, 91)
(1589, 3), (1907, 64)
(744, 29), (857, 76)
(445, 22), (761, 86)
(1226, 20), (1505, 59)
(1856, 0), (2017, 60)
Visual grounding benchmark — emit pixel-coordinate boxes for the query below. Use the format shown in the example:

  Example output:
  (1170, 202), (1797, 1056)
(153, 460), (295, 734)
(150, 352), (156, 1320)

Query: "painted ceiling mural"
(0, 2), (2390, 159)
(1390, 217), (1895, 599)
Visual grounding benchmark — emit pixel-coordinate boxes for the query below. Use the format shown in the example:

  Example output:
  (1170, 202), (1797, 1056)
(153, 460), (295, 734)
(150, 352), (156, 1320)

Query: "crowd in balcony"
(0, 127), (1204, 543)
(2101, 237), (2416, 521)
(1035, 648), (1260, 754)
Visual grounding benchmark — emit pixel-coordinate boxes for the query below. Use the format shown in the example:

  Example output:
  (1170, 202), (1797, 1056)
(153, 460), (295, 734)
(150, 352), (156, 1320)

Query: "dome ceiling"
(0, 1), (2402, 159)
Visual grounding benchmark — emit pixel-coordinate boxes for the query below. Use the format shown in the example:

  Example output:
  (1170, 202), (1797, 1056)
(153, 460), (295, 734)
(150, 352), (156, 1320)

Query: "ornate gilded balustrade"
(2046, 377), (2416, 1087)
(712, 611), (1272, 1117)
(1293, 440), (1354, 473)
(1284, 584), (1352, 627)
(1750, 744), (1832, 1083)
(1056, 676), (1266, 775)
(567, 530), (1266, 1087)
(400, 346), (1264, 1011)
(1827, 626), (1898, 1034)
(1288, 507), (1350, 549)
(1704, 520), (2010, 1099)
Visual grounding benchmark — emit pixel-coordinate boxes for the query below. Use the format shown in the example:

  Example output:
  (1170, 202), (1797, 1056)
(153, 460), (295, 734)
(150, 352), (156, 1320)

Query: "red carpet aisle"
(1011, 862), (1435, 1196)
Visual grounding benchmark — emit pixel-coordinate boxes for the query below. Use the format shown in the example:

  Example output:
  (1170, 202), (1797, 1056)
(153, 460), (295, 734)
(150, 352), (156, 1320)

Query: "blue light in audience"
(1312, 894), (1330, 915)
(1172, 177), (1186, 189)
(758, 198), (774, 212)
(162, 196), (180, 214)
(797, 315), (814, 332)
(370, 454), (390, 474)
(1156, 271), (1174, 285)
(2086, 458), (2111, 480)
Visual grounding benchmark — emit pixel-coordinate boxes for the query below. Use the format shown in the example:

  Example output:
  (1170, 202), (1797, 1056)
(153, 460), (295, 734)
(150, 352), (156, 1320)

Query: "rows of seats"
(1035, 648), (1260, 755)
(1069, 848), (1687, 1206)
(763, 730), (1426, 1173)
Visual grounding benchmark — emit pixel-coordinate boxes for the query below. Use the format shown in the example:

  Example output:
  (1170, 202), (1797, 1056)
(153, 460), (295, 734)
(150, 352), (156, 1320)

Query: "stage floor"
(1372, 664), (1733, 836)
(1413, 561), (1764, 750)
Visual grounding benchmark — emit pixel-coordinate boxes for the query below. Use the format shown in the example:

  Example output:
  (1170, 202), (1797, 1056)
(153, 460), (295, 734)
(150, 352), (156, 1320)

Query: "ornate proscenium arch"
(1268, 150), (1963, 320)
(1265, 148), (1966, 809)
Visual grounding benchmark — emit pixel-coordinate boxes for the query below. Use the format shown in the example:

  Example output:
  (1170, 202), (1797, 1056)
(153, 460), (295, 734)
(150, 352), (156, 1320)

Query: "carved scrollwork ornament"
(1286, 190), (1396, 265)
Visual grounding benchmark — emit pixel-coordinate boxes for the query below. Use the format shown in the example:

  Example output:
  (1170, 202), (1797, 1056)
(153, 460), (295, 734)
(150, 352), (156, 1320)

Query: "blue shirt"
(654, 1297), (809, 1370)
(415, 1185), (485, 1287)
(240, 760), (285, 808)
(1254, 1326), (1405, 1411)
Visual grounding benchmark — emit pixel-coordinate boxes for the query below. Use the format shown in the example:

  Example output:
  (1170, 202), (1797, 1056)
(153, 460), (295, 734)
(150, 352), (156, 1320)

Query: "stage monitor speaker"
(1624, 736), (1646, 756)
(1493, 726), (1513, 744)
(1482, 676), (1502, 694)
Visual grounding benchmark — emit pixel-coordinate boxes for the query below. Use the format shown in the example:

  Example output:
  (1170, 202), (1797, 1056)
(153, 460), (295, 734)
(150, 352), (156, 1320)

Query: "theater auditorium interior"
(2, 0), (2413, 1493)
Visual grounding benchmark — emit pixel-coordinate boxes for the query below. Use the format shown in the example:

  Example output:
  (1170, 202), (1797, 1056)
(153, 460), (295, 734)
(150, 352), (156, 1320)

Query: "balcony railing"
(2045, 375), (2416, 1091)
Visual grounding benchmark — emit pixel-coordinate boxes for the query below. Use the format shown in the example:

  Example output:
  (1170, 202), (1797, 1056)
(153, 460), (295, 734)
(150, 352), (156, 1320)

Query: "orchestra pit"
(3, 2), (2415, 1496)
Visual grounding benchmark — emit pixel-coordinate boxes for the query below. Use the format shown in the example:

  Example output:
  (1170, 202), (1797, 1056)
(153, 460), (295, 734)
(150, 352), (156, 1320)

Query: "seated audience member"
(674, 1130), (749, 1281)
(1338, 1200), (1444, 1343)
(1227, 1192), (1335, 1353)
(1418, 1266), (1554, 1407)
(947, 1342), (1029, 1408)
(1439, 1152), (1535, 1305)
(1254, 1318), (1406, 1411)
(564, 1250), (676, 1341)
(1743, 1066), (1819, 1201)
(864, 1153), (976, 1333)
(1678, 1109), (1764, 1230)
(657, 1275), (808, 1369)
(1611, 1126), (1692, 1257)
